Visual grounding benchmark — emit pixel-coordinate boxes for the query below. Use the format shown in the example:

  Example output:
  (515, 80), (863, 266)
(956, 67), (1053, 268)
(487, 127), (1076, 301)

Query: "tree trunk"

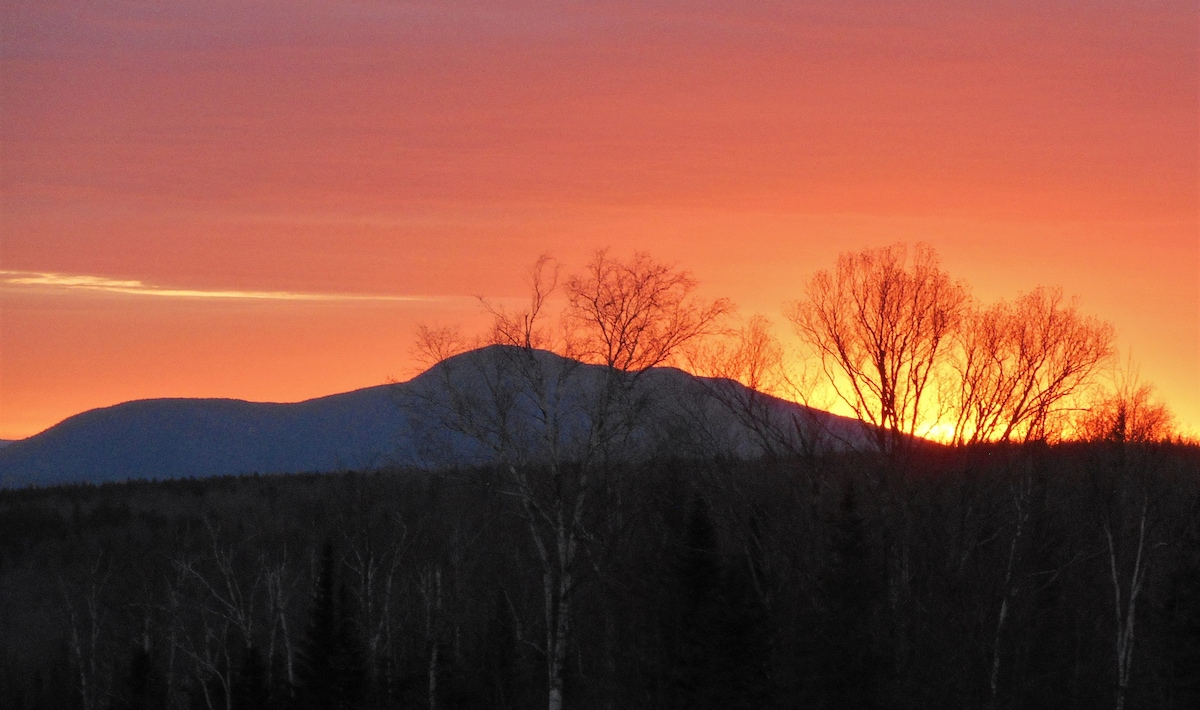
(1106, 500), (1150, 710)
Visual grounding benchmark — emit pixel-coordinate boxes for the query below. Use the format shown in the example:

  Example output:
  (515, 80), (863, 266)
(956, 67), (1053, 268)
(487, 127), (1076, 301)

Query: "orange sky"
(2, 0), (1197, 440)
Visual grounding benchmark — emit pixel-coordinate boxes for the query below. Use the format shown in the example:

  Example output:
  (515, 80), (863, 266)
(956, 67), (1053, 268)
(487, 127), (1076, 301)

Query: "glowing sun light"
(921, 422), (957, 444)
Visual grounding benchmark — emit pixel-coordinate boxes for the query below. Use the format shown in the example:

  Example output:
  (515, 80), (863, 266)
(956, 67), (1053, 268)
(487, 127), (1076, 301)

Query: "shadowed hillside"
(0, 346), (867, 488)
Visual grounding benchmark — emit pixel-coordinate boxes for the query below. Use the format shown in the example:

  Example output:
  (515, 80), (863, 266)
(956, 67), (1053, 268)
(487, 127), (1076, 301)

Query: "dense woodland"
(1, 442), (1199, 710)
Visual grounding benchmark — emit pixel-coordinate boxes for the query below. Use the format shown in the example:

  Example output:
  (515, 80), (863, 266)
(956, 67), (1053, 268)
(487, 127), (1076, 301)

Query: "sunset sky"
(2, 0), (1197, 440)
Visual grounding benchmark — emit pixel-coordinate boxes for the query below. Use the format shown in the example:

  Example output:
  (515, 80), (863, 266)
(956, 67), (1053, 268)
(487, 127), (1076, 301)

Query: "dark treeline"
(1, 441), (1198, 710)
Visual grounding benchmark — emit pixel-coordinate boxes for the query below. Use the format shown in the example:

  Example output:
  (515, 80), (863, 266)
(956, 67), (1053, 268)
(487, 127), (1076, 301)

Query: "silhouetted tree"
(951, 287), (1115, 444)
(668, 496), (723, 708)
(712, 555), (774, 709)
(1077, 357), (1175, 445)
(121, 644), (167, 710)
(787, 243), (967, 455)
(409, 250), (730, 710)
(666, 496), (772, 710)
(1160, 555), (1200, 709)
(479, 587), (519, 710)
(232, 646), (270, 710)
(296, 545), (338, 708)
(295, 543), (365, 710)
(564, 250), (732, 373)
(814, 484), (886, 709)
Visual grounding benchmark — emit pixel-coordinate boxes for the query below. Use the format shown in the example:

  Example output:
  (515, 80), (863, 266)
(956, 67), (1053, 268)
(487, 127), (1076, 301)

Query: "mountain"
(0, 346), (869, 488)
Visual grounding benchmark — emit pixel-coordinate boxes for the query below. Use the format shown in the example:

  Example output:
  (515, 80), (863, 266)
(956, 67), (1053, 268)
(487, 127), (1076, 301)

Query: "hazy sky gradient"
(2, 0), (1197, 438)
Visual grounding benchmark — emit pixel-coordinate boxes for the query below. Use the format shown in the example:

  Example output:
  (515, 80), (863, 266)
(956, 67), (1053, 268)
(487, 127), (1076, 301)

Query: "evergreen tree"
(668, 496), (724, 709)
(813, 484), (885, 710)
(119, 644), (167, 710)
(335, 582), (366, 710)
(297, 544), (340, 709)
(710, 556), (773, 709)
(1011, 570), (1074, 709)
(667, 496), (774, 710)
(232, 646), (270, 710)
(1161, 555), (1200, 709)
(480, 587), (518, 710)
(1009, 490), (1077, 710)
(295, 543), (366, 710)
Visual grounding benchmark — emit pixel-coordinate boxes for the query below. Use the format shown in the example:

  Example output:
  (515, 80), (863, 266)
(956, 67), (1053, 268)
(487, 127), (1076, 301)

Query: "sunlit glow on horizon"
(919, 422), (958, 445)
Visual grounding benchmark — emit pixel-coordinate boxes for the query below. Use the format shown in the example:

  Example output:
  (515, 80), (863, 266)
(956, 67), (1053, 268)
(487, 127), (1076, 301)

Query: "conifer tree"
(1162, 555), (1200, 709)
(295, 543), (366, 710)
(297, 544), (340, 709)
(711, 556), (773, 709)
(815, 484), (885, 709)
(667, 496), (774, 709)
(232, 646), (270, 710)
(668, 496), (723, 709)
(335, 582), (366, 709)
(122, 645), (166, 710)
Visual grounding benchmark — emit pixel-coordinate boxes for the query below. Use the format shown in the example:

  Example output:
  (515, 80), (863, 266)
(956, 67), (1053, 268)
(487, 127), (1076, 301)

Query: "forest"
(0, 442), (1198, 710)
(3, 244), (1196, 709)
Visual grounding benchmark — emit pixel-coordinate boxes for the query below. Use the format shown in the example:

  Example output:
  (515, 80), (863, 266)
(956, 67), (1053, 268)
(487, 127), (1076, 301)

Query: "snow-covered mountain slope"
(0, 387), (410, 488)
(0, 346), (870, 488)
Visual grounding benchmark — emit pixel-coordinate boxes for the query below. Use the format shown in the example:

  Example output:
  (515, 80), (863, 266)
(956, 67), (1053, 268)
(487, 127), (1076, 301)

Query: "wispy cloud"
(0, 271), (439, 303)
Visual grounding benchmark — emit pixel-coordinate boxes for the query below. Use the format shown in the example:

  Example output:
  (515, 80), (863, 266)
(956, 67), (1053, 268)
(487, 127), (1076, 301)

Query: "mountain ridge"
(0, 346), (867, 488)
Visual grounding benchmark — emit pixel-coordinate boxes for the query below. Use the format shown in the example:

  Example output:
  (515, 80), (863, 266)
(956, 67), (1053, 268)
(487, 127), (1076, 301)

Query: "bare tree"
(341, 505), (409, 704)
(412, 324), (470, 371)
(419, 564), (444, 710)
(989, 477), (1031, 706)
(948, 298), (1020, 445)
(688, 314), (831, 459)
(564, 249), (732, 373)
(482, 254), (561, 351)
(405, 250), (730, 710)
(166, 522), (262, 710)
(163, 558), (234, 710)
(1076, 355), (1175, 444)
(60, 556), (112, 710)
(408, 349), (583, 710)
(1104, 494), (1166, 710)
(949, 287), (1115, 444)
(787, 243), (968, 454)
(262, 553), (300, 693)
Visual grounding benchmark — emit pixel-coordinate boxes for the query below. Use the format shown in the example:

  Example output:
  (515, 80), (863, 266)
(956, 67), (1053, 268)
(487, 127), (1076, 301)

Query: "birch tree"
(406, 250), (728, 710)
(166, 520), (273, 710)
(950, 288), (1114, 444)
(690, 314), (831, 459)
(787, 243), (967, 455)
(1105, 498), (1158, 710)
(564, 249), (732, 374)
(61, 557), (112, 710)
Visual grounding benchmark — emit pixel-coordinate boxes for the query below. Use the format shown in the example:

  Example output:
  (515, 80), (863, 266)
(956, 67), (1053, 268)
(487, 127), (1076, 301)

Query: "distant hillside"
(0, 346), (868, 488)
(0, 387), (411, 488)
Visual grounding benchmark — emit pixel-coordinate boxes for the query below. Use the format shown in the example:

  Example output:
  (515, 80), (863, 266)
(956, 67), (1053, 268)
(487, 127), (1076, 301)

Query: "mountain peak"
(0, 347), (865, 488)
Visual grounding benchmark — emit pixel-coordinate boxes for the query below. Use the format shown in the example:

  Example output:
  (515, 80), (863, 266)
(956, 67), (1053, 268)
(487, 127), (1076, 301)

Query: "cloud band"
(0, 270), (438, 303)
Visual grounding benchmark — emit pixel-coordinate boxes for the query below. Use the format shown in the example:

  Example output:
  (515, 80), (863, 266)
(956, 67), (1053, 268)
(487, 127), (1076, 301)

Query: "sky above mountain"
(2, 0), (1197, 439)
